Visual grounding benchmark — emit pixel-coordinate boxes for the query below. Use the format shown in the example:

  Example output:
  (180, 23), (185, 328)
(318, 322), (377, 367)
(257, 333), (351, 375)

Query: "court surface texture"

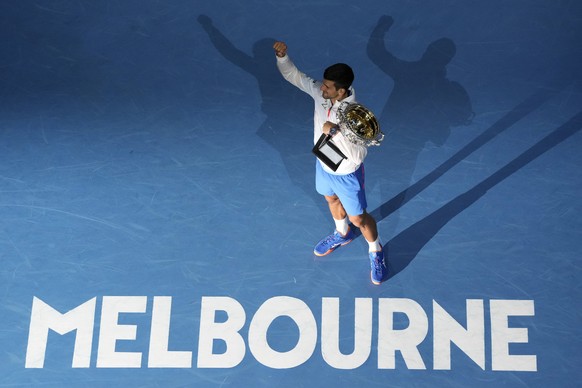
(1, 1), (581, 387)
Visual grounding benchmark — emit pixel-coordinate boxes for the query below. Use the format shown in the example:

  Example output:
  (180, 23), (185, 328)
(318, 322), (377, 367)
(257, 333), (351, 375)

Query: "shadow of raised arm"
(198, 14), (256, 74)
(367, 15), (402, 76)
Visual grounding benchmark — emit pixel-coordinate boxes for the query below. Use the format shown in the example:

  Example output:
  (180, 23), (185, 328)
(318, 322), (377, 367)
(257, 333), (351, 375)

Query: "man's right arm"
(273, 41), (320, 98)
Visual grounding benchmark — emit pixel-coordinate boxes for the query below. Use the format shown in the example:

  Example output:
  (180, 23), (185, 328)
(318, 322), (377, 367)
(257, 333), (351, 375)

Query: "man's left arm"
(329, 132), (367, 166)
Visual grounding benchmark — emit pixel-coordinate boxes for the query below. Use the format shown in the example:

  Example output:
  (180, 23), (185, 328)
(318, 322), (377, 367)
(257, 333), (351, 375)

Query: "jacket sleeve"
(276, 55), (320, 98)
(332, 132), (367, 166)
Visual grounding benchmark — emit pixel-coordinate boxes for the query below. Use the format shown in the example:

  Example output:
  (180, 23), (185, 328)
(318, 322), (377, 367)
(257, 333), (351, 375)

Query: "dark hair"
(323, 63), (354, 91)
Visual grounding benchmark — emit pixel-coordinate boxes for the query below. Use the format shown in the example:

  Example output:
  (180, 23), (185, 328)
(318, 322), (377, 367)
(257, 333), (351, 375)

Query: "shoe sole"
(313, 238), (353, 257)
(370, 272), (382, 285)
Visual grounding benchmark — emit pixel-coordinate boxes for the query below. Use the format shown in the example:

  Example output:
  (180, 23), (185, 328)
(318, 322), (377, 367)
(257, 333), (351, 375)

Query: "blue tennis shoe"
(369, 249), (386, 285)
(314, 227), (355, 256)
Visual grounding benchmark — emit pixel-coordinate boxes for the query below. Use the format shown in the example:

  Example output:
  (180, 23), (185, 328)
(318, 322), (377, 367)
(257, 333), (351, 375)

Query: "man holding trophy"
(273, 41), (387, 285)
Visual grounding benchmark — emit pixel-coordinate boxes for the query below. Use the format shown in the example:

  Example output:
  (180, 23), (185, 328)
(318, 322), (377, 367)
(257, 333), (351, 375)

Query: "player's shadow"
(366, 15), (474, 220)
(384, 109), (581, 278)
(369, 84), (566, 224)
(357, 82), (566, 252)
(198, 15), (317, 202)
(364, 15), (575, 280)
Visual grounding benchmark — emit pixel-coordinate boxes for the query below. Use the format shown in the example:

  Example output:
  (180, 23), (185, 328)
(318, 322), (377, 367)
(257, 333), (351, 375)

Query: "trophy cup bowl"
(337, 102), (384, 147)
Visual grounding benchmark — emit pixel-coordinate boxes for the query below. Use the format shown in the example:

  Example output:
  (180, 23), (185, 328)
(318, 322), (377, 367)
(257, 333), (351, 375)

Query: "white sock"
(367, 237), (382, 252)
(334, 217), (349, 236)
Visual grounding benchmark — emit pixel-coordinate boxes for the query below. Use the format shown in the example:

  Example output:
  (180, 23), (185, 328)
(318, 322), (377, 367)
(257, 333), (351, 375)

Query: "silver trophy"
(337, 102), (384, 147)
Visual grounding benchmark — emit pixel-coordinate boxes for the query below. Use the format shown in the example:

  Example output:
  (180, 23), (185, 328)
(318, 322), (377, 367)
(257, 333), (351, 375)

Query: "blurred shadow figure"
(198, 15), (315, 200)
(367, 15), (473, 218)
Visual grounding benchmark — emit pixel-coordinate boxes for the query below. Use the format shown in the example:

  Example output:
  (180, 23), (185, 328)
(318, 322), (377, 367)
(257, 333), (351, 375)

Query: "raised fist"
(273, 41), (288, 57)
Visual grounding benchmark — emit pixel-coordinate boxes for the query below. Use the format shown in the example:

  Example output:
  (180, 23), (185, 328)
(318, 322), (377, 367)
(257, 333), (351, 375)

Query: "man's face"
(321, 79), (342, 101)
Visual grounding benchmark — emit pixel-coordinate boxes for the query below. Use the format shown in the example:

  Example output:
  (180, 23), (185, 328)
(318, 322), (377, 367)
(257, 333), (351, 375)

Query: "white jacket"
(276, 54), (367, 175)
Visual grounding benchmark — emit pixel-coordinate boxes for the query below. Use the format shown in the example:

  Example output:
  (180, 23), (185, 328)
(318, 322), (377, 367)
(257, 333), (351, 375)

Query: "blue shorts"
(315, 161), (367, 216)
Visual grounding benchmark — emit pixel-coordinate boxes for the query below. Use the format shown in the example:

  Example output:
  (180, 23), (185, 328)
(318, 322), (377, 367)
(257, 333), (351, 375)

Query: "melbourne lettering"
(25, 296), (537, 371)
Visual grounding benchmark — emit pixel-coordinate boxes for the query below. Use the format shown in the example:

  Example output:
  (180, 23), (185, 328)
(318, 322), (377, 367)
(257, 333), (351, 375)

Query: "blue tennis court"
(1, 1), (581, 387)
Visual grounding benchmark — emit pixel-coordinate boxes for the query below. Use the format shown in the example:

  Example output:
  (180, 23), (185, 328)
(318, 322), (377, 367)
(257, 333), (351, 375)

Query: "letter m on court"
(26, 297), (96, 368)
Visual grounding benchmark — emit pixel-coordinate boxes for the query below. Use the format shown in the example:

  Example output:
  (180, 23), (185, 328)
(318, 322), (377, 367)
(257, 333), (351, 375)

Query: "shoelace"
(372, 257), (384, 273)
(322, 231), (343, 245)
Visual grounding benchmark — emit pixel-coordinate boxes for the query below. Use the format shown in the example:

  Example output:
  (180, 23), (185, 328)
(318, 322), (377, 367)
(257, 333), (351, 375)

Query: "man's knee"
(325, 195), (340, 205)
(350, 212), (376, 227)
(348, 213), (365, 227)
